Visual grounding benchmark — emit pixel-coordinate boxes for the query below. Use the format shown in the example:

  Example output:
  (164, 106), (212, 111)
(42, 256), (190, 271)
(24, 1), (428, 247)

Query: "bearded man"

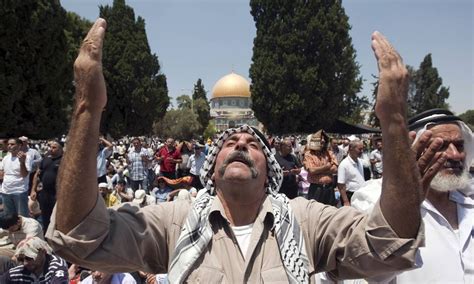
(45, 19), (445, 283)
(352, 109), (473, 283)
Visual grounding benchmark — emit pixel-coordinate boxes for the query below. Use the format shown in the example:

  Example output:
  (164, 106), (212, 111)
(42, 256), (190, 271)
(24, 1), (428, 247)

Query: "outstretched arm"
(56, 19), (107, 233)
(372, 32), (444, 238)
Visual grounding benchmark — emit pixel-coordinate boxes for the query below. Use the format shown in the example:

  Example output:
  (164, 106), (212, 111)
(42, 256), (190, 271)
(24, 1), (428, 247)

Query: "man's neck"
(349, 153), (360, 162)
(426, 189), (458, 229)
(216, 186), (266, 226)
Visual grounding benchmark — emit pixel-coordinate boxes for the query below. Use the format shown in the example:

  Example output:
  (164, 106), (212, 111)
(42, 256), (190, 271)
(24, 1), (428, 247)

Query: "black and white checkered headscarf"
(168, 124), (309, 283)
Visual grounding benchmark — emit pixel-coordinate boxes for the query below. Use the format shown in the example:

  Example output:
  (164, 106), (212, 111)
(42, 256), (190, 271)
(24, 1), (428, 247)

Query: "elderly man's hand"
(371, 31), (409, 124)
(73, 18), (107, 114)
(409, 130), (447, 196)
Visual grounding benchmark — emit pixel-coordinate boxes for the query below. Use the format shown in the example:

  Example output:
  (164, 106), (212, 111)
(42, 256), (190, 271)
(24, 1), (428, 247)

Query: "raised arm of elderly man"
(54, 19), (108, 233)
(369, 32), (446, 238)
(369, 31), (423, 238)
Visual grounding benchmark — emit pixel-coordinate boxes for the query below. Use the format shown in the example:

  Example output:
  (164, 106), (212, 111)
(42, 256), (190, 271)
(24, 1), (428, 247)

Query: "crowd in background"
(0, 130), (385, 283)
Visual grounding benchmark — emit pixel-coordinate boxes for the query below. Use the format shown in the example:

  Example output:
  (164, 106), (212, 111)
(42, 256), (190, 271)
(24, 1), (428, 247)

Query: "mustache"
(218, 150), (258, 178)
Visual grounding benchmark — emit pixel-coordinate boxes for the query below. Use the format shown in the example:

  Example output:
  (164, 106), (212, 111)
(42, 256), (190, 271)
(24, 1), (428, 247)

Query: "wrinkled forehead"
(427, 122), (462, 139)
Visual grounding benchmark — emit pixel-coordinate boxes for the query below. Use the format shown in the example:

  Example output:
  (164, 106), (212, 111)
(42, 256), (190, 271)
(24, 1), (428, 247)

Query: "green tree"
(203, 121), (217, 141)
(249, 0), (364, 133)
(0, 0), (71, 138)
(458, 109), (474, 130)
(64, 12), (93, 117)
(411, 54), (450, 113)
(153, 109), (201, 140)
(176, 94), (192, 110)
(192, 79), (211, 132)
(368, 75), (380, 128)
(99, 0), (169, 137)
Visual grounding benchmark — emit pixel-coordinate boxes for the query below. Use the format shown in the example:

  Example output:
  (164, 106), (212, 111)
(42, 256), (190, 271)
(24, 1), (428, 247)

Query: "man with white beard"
(351, 108), (473, 283)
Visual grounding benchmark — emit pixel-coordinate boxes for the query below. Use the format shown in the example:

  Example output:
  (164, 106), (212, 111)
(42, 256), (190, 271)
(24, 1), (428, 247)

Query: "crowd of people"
(0, 18), (472, 284)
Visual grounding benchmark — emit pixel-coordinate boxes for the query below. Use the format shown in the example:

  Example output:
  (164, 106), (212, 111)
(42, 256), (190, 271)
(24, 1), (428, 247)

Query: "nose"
(445, 143), (463, 160)
(234, 139), (249, 151)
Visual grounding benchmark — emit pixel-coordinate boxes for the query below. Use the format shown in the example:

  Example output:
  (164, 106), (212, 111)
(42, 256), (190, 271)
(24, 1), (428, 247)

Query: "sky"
(60, 0), (473, 115)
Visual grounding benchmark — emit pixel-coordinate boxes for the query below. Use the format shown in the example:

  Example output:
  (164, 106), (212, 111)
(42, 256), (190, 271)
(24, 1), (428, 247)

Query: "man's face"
(350, 143), (364, 158)
(157, 180), (166, 188)
(214, 133), (267, 185)
(99, 186), (108, 197)
(429, 123), (468, 192)
(18, 251), (45, 274)
(166, 138), (175, 149)
(49, 143), (62, 157)
(280, 141), (292, 156)
(330, 139), (338, 149)
(376, 141), (382, 150)
(7, 139), (19, 153)
(115, 183), (124, 191)
(132, 139), (141, 150)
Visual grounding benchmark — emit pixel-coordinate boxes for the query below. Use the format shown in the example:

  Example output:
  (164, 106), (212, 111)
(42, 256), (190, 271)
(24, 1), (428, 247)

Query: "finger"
(418, 137), (443, 174)
(421, 152), (447, 193)
(82, 18), (107, 46)
(81, 18), (107, 60)
(411, 130), (433, 159)
(408, 131), (416, 145)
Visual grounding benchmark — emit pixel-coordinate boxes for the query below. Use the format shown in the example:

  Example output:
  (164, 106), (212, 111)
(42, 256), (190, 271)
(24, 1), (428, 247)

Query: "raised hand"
(17, 151), (27, 163)
(74, 18), (107, 114)
(371, 31), (409, 123)
(409, 130), (447, 196)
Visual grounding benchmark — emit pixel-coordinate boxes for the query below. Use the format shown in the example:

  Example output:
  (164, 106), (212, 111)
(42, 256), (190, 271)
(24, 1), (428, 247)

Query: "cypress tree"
(0, 0), (70, 138)
(192, 79), (211, 133)
(411, 54), (450, 113)
(99, 0), (169, 137)
(249, 0), (364, 133)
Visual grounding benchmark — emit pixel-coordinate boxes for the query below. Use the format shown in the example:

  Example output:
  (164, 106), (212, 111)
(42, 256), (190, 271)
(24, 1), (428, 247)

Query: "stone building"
(210, 72), (258, 131)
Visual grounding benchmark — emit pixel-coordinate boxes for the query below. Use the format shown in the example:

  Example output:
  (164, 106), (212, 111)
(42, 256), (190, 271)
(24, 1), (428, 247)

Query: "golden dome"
(211, 72), (251, 99)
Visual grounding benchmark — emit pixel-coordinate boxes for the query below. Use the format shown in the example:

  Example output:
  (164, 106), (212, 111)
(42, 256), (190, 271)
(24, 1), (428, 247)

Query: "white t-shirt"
(81, 272), (137, 284)
(337, 156), (365, 193)
(1, 153), (32, 194)
(231, 223), (254, 259)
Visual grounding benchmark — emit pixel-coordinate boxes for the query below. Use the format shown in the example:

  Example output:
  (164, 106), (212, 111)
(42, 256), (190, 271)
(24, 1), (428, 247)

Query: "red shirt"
(158, 146), (181, 173)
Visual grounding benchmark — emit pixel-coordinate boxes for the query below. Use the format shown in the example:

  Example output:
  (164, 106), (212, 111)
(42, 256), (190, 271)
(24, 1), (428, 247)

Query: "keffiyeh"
(168, 124), (309, 283)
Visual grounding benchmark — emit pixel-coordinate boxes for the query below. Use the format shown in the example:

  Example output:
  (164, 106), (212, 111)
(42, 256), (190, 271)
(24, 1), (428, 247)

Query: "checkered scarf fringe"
(168, 125), (309, 283)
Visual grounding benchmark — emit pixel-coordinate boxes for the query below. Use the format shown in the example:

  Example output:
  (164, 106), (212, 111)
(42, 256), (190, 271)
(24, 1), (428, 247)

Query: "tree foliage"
(154, 94), (201, 140)
(249, 0), (364, 133)
(0, 0), (72, 138)
(411, 54), (450, 114)
(176, 94), (192, 110)
(369, 54), (450, 127)
(99, 0), (169, 137)
(203, 121), (217, 141)
(458, 110), (474, 130)
(192, 79), (211, 133)
(368, 75), (380, 128)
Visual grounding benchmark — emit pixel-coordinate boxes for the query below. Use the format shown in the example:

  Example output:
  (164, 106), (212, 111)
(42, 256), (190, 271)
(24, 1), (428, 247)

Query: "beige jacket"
(46, 195), (423, 283)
